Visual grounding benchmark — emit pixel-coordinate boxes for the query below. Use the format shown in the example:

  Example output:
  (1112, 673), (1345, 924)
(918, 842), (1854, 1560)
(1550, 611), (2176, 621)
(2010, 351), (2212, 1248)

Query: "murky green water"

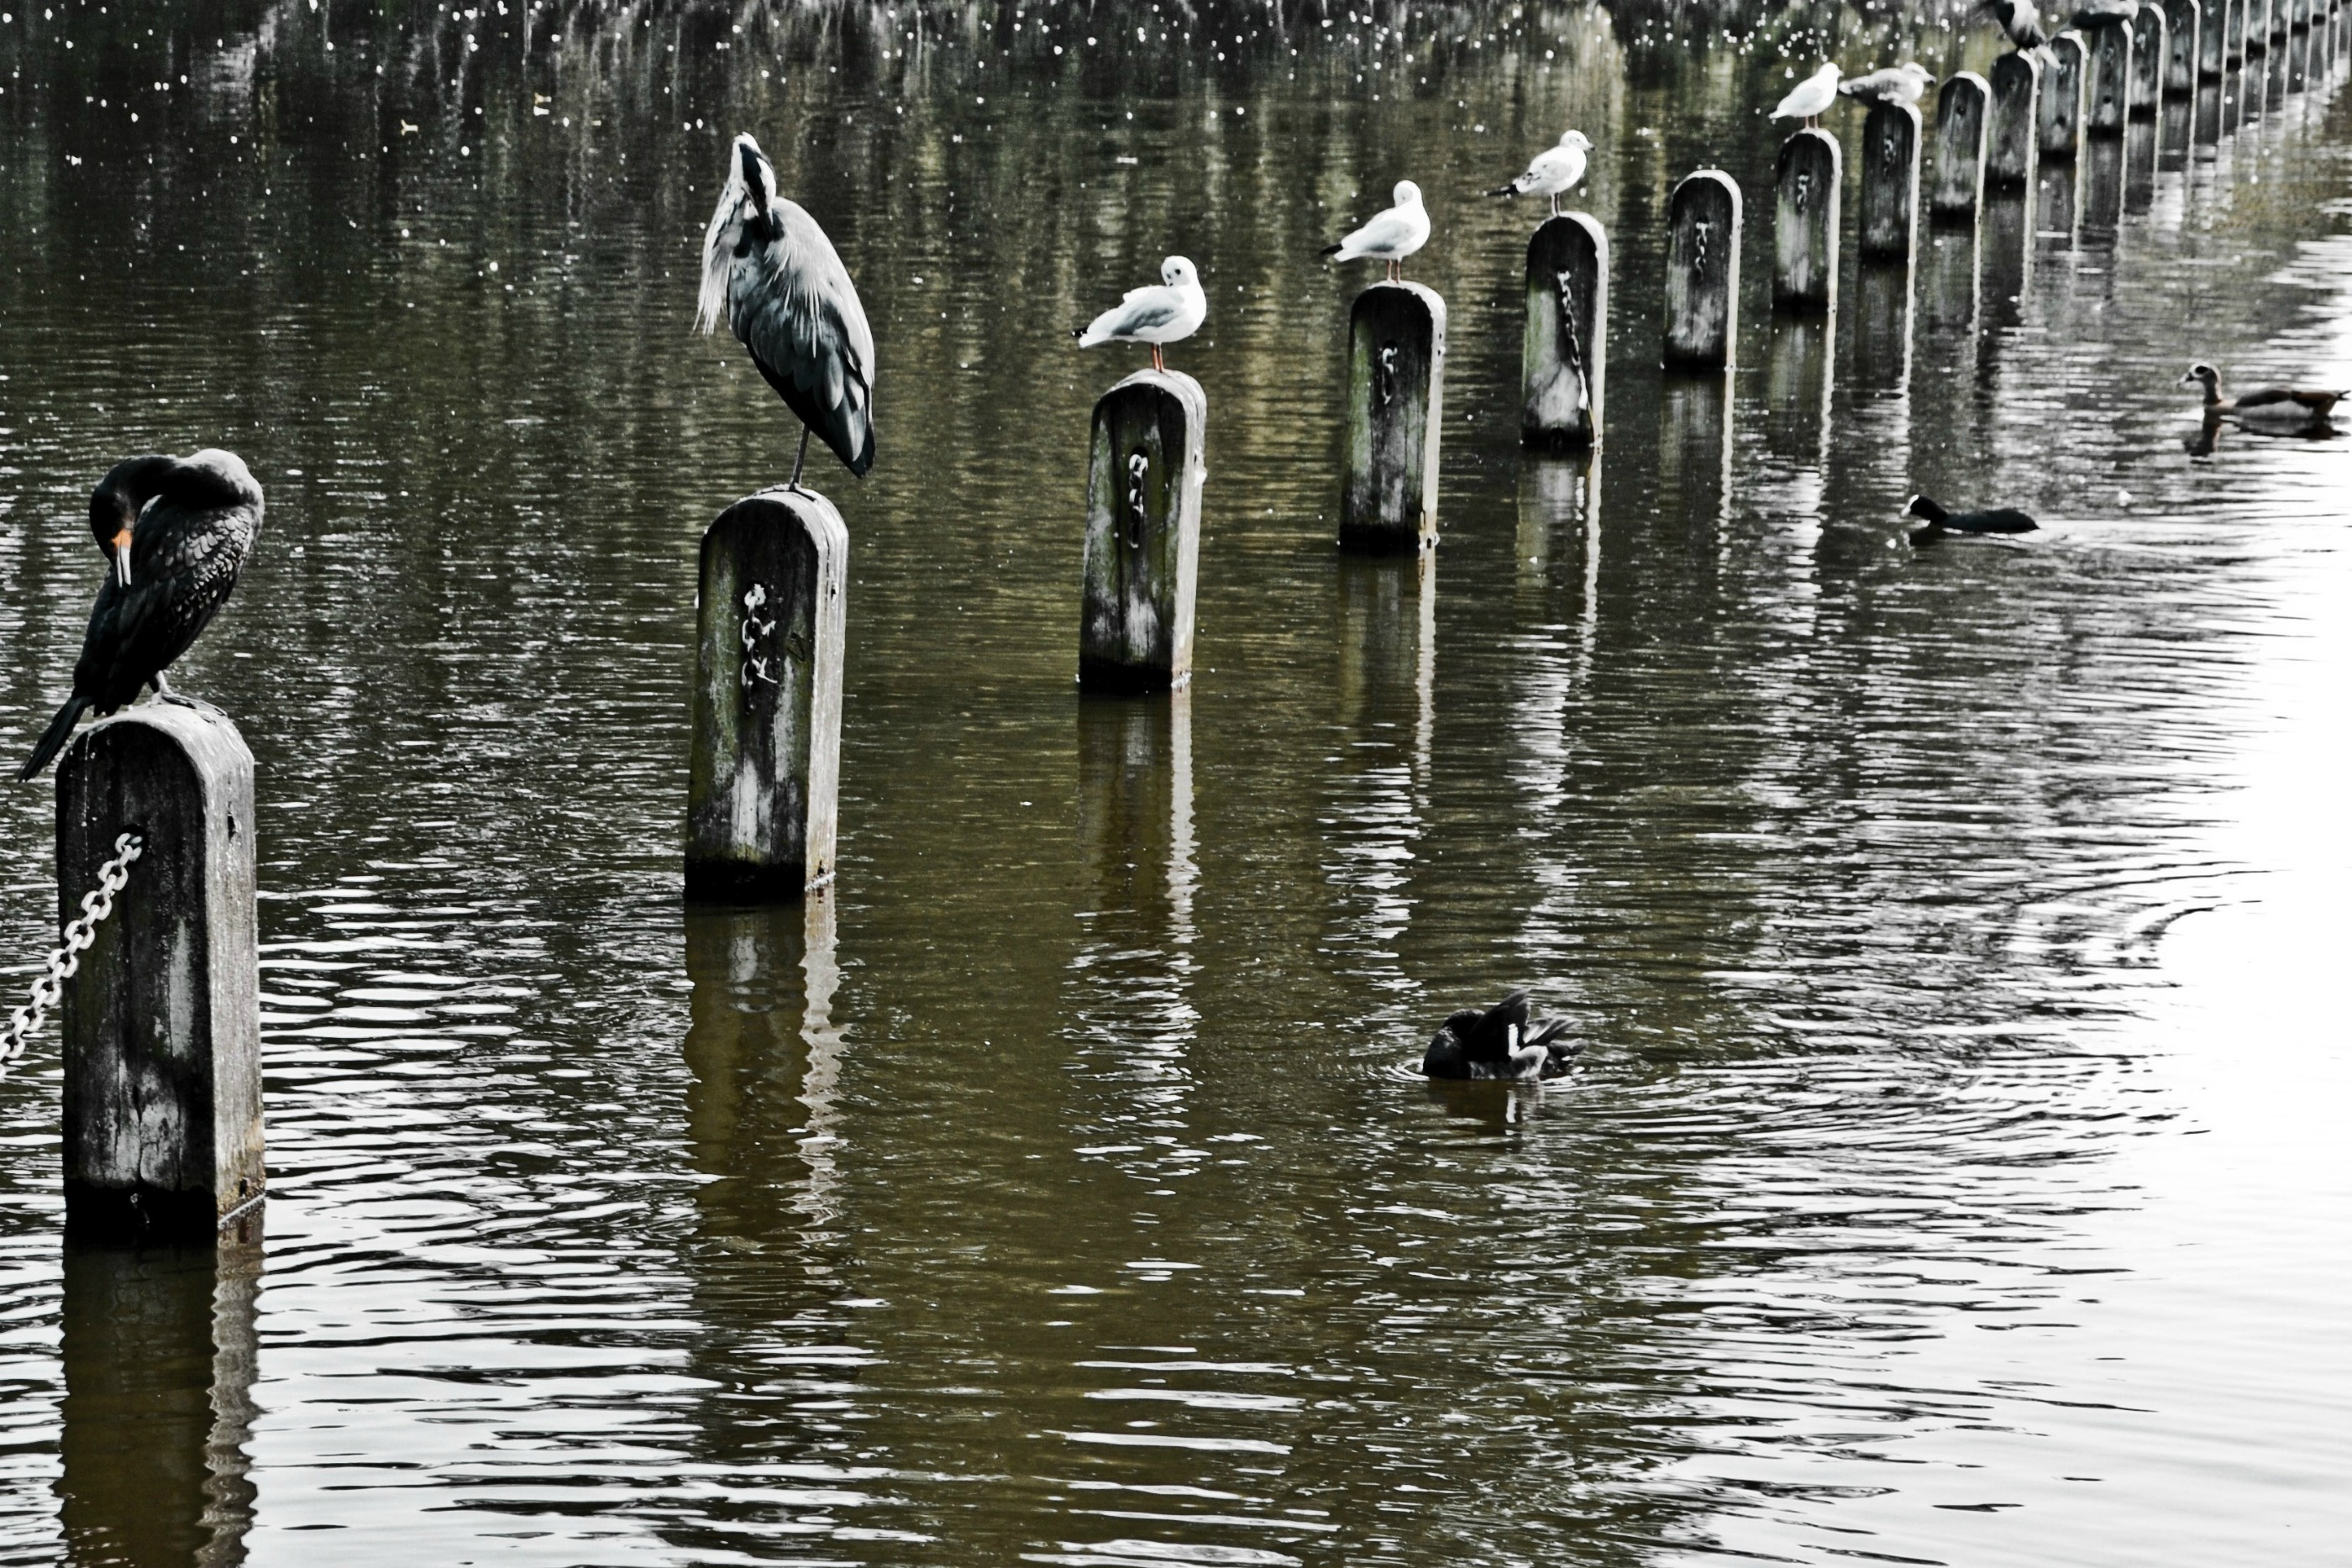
(4, 3), (2351, 1563)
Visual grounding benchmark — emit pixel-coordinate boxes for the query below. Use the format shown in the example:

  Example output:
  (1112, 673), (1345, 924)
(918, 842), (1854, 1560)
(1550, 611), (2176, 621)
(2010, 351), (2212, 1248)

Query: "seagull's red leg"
(1152, 344), (1165, 373)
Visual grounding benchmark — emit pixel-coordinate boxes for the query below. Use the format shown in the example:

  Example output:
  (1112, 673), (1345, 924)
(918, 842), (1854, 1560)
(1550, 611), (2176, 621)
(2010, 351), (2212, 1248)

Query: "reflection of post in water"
(1076, 691), (1189, 922)
(1982, 187), (2034, 338)
(1762, 314), (1835, 475)
(2159, 92), (2195, 168)
(1659, 372), (1734, 545)
(2194, 78), (2223, 145)
(2034, 144), (2082, 249)
(681, 894), (843, 1247)
(2125, 115), (2160, 209)
(1515, 447), (1603, 610)
(59, 1214), (260, 1567)
(1919, 224), (1982, 336)
(2082, 132), (2126, 246)
(1851, 260), (1914, 392)
(1335, 550), (1437, 781)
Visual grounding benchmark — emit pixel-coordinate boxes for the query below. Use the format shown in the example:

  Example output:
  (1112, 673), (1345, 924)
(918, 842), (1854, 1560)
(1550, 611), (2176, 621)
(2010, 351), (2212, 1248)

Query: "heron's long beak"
(110, 526), (134, 588)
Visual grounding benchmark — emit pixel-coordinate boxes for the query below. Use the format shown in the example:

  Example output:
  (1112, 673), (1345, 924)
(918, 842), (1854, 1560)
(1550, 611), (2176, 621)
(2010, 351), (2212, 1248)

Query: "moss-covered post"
(1520, 212), (1609, 450)
(2088, 18), (2136, 130)
(1664, 170), (1742, 370)
(1079, 369), (1206, 690)
(1340, 281), (1446, 553)
(1931, 73), (1992, 222)
(686, 490), (847, 900)
(56, 706), (261, 1239)
(1772, 129), (1840, 314)
(1989, 51), (2043, 188)
(2042, 31), (2090, 157)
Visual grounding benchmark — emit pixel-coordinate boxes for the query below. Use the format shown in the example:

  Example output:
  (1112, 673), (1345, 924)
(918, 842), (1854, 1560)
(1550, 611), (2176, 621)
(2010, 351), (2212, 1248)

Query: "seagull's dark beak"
(110, 525), (134, 588)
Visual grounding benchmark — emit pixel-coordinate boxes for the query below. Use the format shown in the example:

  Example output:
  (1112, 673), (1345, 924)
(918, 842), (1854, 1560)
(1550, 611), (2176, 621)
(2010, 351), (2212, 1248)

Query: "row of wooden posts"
(32, 0), (2344, 1238)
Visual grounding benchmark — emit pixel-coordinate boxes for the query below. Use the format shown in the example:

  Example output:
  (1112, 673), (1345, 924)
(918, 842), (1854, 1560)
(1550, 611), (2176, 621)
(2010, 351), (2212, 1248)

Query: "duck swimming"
(2178, 363), (2344, 433)
(1903, 495), (2039, 542)
(1421, 990), (1583, 1081)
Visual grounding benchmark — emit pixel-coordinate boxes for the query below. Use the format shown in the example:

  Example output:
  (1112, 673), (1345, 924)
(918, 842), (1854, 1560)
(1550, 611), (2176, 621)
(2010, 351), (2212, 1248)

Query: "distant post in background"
(2087, 18), (2137, 130)
(1340, 281), (1446, 553)
(1859, 101), (1924, 263)
(2227, 0), (2247, 66)
(2132, 6), (2170, 109)
(686, 489), (848, 900)
(2041, 31), (2090, 157)
(57, 706), (261, 1239)
(1520, 212), (1609, 451)
(1930, 72), (1992, 222)
(1663, 170), (1743, 370)
(1079, 369), (1206, 690)
(1772, 129), (1841, 314)
(1989, 51), (2043, 188)
(2172, 0), (2209, 87)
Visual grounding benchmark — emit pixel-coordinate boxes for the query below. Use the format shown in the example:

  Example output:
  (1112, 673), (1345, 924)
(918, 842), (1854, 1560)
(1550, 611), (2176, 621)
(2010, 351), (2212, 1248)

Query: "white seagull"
(1839, 62), (1935, 106)
(696, 133), (876, 489)
(1320, 181), (1431, 281)
(1490, 129), (1593, 217)
(1073, 256), (1208, 373)
(1771, 63), (1844, 128)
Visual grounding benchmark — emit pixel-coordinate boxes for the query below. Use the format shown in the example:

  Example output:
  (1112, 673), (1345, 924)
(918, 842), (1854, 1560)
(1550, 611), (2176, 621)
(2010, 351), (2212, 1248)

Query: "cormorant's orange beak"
(110, 526), (133, 588)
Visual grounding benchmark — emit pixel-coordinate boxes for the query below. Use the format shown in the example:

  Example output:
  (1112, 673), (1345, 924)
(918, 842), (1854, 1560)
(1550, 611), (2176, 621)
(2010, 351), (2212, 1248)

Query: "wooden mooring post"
(2041, 32), (2090, 157)
(2088, 19), (2136, 130)
(2132, 6), (2170, 110)
(1664, 170), (1742, 370)
(1931, 72), (1992, 222)
(1079, 369), (1206, 690)
(686, 489), (847, 900)
(2172, 0), (2209, 86)
(1860, 101), (1924, 264)
(55, 705), (261, 1238)
(1989, 51), (2043, 188)
(1772, 130), (1840, 314)
(1520, 212), (1609, 450)
(1340, 281), (1446, 553)
(2226, 0), (2247, 66)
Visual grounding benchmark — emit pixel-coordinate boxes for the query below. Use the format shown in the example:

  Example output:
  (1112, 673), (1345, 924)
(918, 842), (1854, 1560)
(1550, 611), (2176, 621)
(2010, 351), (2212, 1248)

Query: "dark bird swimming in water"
(2179, 362), (2344, 432)
(697, 132), (877, 490)
(17, 450), (265, 781)
(1904, 494), (2040, 541)
(1977, 0), (2051, 50)
(1421, 990), (1583, 1081)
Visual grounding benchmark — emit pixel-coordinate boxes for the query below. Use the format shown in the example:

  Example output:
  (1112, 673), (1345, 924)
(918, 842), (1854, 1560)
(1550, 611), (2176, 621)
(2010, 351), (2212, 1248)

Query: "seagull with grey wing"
(1320, 180), (1431, 282)
(1771, 62), (1844, 128)
(1490, 130), (1591, 217)
(1073, 255), (1207, 373)
(696, 133), (877, 491)
(1839, 62), (1935, 106)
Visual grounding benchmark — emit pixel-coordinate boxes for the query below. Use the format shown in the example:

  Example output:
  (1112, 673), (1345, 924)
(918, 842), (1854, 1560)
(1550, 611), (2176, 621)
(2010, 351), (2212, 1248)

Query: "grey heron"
(696, 133), (876, 490)
(1073, 256), (1207, 373)
(18, 450), (265, 781)
(1320, 181), (1431, 282)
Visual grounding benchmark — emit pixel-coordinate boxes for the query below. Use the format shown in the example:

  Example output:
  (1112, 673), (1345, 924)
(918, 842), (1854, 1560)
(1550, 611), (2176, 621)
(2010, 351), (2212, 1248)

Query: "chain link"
(0, 832), (144, 1081)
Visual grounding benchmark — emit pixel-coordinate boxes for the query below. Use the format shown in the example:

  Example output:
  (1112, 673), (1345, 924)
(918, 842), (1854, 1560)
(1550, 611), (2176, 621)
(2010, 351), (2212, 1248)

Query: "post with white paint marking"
(1663, 170), (1742, 371)
(1988, 51), (2043, 189)
(2088, 18), (2136, 130)
(1930, 72), (1992, 222)
(686, 489), (847, 901)
(57, 705), (261, 1239)
(1772, 130), (1840, 314)
(1079, 369), (1206, 690)
(1520, 212), (1609, 450)
(1859, 100), (1924, 263)
(2041, 32), (2090, 157)
(1340, 281), (1446, 553)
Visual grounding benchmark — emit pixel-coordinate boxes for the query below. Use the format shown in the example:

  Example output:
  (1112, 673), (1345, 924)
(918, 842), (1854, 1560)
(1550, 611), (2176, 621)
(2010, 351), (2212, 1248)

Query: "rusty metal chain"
(0, 832), (143, 1081)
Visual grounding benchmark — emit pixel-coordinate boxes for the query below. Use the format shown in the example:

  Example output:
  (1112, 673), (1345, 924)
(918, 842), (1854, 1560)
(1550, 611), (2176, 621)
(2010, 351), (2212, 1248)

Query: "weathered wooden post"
(2087, 20), (2134, 132)
(1931, 72), (1992, 221)
(1859, 101), (1924, 263)
(1989, 51), (2044, 188)
(2176, 0), (2212, 83)
(686, 489), (847, 899)
(1772, 130), (1840, 313)
(2042, 31), (2089, 157)
(2132, 5), (2170, 108)
(2244, 0), (2266, 55)
(1520, 213), (1609, 450)
(1663, 170), (1742, 370)
(1340, 281), (1446, 553)
(55, 706), (261, 1237)
(1079, 369), (1206, 690)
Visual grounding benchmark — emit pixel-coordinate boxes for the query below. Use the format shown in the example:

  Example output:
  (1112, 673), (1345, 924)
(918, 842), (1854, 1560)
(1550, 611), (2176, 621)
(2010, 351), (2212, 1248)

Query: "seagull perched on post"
(1073, 256), (1207, 373)
(1320, 181), (1430, 282)
(1489, 130), (1592, 217)
(696, 132), (876, 492)
(1977, 0), (2051, 50)
(1770, 63), (1844, 128)
(1839, 62), (1935, 106)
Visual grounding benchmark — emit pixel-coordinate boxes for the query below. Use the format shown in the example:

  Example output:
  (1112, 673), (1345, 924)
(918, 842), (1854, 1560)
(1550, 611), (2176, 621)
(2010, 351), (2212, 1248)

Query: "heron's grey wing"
(732, 200), (877, 414)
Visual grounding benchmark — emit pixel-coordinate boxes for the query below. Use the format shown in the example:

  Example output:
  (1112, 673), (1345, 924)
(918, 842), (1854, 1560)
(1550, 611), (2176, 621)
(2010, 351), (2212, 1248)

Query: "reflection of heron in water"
(696, 133), (877, 492)
(18, 450), (264, 782)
